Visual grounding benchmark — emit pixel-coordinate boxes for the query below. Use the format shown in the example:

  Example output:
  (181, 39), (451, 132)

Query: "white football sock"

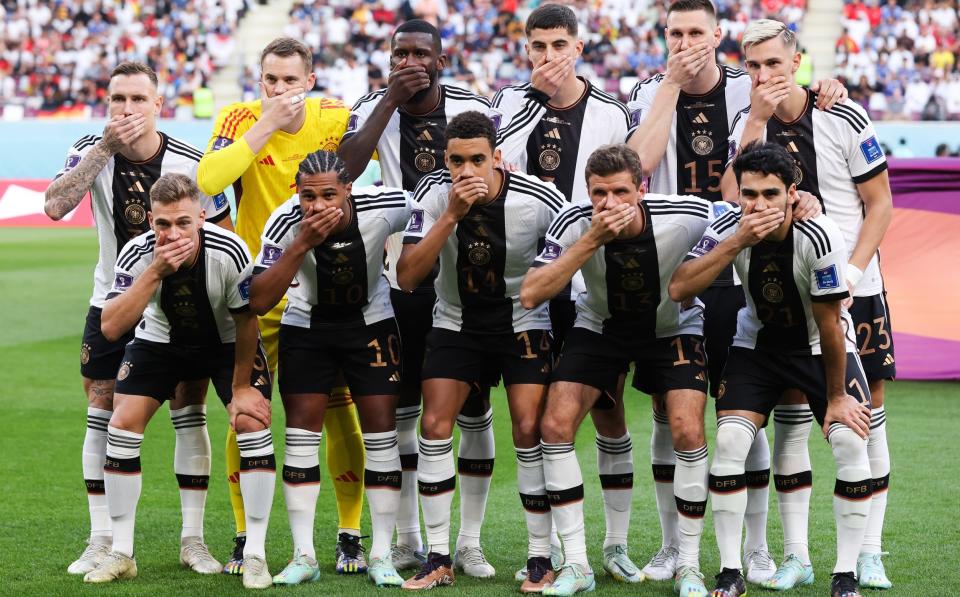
(862, 406), (890, 555)
(84, 407), (112, 538)
(237, 429), (275, 560)
(364, 430), (402, 561)
(744, 428), (771, 553)
(773, 405), (813, 564)
(395, 405), (422, 550)
(675, 445), (708, 569)
(418, 436), (455, 556)
(596, 432), (633, 549)
(456, 409), (495, 551)
(516, 444), (550, 559)
(282, 428), (322, 559)
(171, 405), (211, 540)
(651, 410), (679, 549)
(710, 417), (757, 571)
(104, 426), (143, 558)
(828, 424), (871, 574)
(543, 441), (588, 569)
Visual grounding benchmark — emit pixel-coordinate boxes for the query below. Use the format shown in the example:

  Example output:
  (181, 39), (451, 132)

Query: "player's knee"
(419, 411), (454, 440)
(540, 411), (575, 444)
(671, 422), (705, 451)
(234, 413), (267, 434)
(715, 424), (753, 462)
(590, 408), (627, 437)
(512, 416), (541, 445)
(84, 378), (115, 410)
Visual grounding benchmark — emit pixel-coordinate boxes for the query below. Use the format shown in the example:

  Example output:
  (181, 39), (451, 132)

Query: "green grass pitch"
(1, 227), (957, 595)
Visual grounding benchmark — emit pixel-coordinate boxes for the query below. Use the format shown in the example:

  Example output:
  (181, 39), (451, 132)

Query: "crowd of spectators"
(0, 0), (247, 117)
(836, 0), (960, 120)
(8, 0), (959, 122)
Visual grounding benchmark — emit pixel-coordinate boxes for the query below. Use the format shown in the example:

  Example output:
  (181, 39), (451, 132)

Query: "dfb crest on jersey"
(467, 241), (492, 266)
(415, 151), (436, 172)
(80, 343), (91, 365)
(762, 281), (784, 303)
(124, 203), (147, 225)
(692, 134), (714, 156)
(539, 149), (560, 171)
(117, 361), (133, 381)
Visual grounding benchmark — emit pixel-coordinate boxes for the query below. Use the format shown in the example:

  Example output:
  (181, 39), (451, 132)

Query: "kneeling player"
(670, 142), (872, 597)
(396, 111), (564, 591)
(522, 144), (715, 597)
(249, 151), (412, 588)
(85, 174), (273, 589)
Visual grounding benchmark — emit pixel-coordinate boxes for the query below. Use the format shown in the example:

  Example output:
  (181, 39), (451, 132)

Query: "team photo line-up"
(45, 3), (894, 597)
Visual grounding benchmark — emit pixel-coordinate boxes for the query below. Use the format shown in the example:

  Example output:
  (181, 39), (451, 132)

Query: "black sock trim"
(176, 473), (210, 490)
(675, 496), (707, 518)
(458, 457), (494, 477)
(547, 485), (584, 506)
(774, 470), (813, 492)
(652, 464), (675, 482)
(365, 469), (402, 489)
(240, 453), (276, 472)
(834, 478), (873, 501)
(400, 453), (418, 471)
(85, 479), (105, 494)
(709, 473), (746, 494)
(599, 473), (634, 489)
(418, 476), (455, 495)
(872, 473), (889, 493)
(745, 468), (770, 488)
(520, 492), (550, 513)
(282, 465), (320, 485)
(104, 456), (140, 474)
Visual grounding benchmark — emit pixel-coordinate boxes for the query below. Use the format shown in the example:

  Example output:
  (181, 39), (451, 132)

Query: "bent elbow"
(668, 280), (689, 303)
(519, 286), (540, 310)
(100, 322), (122, 343)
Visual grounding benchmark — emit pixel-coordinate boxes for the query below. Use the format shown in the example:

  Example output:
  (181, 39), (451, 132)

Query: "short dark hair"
(110, 62), (159, 88)
(296, 150), (350, 186)
(667, 0), (717, 19)
(445, 111), (496, 151)
(584, 144), (644, 189)
(393, 19), (442, 53)
(732, 141), (796, 188)
(150, 173), (199, 206)
(525, 4), (578, 37)
(260, 37), (313, 73)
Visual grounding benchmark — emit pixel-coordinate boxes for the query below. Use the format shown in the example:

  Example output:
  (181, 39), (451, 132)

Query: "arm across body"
(229, 309), (271, 429)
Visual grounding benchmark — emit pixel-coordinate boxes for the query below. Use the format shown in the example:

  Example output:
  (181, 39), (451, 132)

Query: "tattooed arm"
(44, 114), (145, 221)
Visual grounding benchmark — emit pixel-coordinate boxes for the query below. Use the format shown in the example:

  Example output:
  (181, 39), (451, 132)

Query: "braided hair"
(295, 150), (351, 187)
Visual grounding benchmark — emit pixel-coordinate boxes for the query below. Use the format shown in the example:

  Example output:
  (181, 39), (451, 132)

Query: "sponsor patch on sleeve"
(712, 202), (731, 217)
(114, 273), (133, 290)
(64, 154), (81, 171)
(212, 136), (233, 151)
(261, 245), (283, 266)
(407, 209), (424, 233)
(727, 139), (738, 161)
(540, 240), (562, 261)
(859, 135), (883, 164)
(213, 193), (228, 210)
(488, 112), (502, 131)
(690, 236), (719, 257)
(630, 109), (643, 127)
(346, 114), (359, 132)
(815, 264), (840, 290)
(237, 277), (251, 300)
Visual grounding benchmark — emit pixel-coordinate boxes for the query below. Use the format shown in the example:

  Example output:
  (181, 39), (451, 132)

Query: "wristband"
(846, 263), (864, 288)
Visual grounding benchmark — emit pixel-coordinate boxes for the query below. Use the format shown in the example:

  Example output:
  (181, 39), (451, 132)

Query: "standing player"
(249, 151), (413, 587)
(671, 141), (873, 597)
(44, 62), (232, 576)
(721, 20), (894, 590)
(83, 174), (275, 589)
(522, 145), (716, 597)
(624, 0), (844, 583)
(197, 38), (368, 575)
(338, 20), (498, 576)
(490, 5), (638, 581)
(396, 112), (563, 592)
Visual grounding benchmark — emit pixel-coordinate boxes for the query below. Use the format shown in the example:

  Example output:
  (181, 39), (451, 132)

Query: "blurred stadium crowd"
(1, 0), (958, 121)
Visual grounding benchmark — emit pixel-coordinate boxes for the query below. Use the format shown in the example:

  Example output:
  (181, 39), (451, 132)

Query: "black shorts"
(717, 346), (871, 426)
(80, 306), (135, 380)
(555, 328), (708, 406)
(421, 327), (552, 387)
(392, 288), (434, 403)
(549, 297), (577, 361)
(114, 339), (272, 405)
(849, 292), (896, 382)
(700, 285), (745, 397)
(279, 319), (402, 396)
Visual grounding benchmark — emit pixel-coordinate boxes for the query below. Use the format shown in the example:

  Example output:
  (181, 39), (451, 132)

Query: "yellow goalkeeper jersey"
(197, 97), (350, 256)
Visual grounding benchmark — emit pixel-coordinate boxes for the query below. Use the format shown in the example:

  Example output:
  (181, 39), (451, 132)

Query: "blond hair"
(741, 19), (797, 52)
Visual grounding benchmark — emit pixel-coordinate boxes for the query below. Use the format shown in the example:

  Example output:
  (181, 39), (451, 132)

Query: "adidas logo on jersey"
(416, 129), (434, 141)
(763, 262), (780, 273)
(883, 353), (895, 366)
(696, 371), (707, 382)
(127, 180), (145, 193)
(335, 471), (361, 483)
(174, 285), (192, 296)
(334, 253), (350, 263)
(389, 372), (401, 382)
(259, 155), (276, 166)
(693, 112), (709, 124)
(545, 128), (561, 139)
(786, 141), (800, 153)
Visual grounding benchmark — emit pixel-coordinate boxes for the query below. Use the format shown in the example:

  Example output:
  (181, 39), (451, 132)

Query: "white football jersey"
(254, 186), (413, 329)
(57, 132), (231, 309)
(727, 91), (889, 296)
(403, 169), (564, 334)
(109, 223), (252, 345)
